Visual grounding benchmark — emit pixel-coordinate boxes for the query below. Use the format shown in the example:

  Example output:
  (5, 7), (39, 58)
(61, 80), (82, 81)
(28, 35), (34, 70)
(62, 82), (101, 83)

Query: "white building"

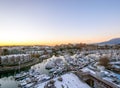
(26, 51), (44, 55)
(0, 54), (32, 65)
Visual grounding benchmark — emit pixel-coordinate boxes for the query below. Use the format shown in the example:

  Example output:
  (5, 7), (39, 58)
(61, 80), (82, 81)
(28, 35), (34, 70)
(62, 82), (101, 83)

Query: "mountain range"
(97, 38), (120, 45)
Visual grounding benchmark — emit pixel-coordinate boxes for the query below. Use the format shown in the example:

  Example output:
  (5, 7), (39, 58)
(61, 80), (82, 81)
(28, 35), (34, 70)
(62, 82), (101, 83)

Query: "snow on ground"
(37, 73), (91, 88)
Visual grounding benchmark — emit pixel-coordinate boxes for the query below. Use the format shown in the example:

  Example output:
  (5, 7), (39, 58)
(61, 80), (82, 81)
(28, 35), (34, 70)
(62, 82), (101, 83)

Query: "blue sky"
(0, 0), (120, 45)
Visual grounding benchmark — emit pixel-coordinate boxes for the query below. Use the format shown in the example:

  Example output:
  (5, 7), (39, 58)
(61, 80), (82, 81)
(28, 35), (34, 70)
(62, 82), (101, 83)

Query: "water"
(0, 76), (19, 88)
(0, 59), (50, 88)
(31, 60), (49, 74)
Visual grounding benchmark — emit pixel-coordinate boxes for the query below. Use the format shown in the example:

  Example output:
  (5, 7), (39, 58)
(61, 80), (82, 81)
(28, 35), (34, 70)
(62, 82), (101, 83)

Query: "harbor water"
(0, 59), (49, 88)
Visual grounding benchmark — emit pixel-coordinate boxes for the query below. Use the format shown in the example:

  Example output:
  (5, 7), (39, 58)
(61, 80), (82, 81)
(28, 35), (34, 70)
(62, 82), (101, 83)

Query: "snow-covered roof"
(0, 54), (30, 59)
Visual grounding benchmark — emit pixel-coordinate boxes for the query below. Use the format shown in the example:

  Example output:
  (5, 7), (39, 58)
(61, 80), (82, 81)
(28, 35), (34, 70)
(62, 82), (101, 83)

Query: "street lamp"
(19, 61), (20, 72)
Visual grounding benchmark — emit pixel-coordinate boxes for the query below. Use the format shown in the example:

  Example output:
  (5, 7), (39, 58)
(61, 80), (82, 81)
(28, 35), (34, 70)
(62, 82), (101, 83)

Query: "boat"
(49, 68), (56, 73)
(24, 82), (35, 88)
(14, 72), (28, 80)
(18, 73), (51, 87)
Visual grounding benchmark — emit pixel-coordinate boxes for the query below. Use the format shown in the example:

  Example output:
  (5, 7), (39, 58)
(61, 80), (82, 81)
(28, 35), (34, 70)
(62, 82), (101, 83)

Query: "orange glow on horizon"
(0, 38), (113, 46)
(0, 34), (119, 46)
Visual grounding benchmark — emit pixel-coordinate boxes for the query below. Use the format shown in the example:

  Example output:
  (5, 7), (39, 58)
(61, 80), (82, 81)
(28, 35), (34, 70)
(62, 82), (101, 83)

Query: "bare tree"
(98, 56), (110, 67)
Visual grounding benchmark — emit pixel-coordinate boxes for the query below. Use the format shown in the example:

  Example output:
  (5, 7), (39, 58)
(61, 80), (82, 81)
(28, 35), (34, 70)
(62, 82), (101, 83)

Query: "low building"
(0, 54), (32, 66)
(26, 51), (44, 55)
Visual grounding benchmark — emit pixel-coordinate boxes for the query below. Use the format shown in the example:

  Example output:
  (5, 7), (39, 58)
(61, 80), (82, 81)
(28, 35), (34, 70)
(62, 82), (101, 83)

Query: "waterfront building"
(0, 54), (32, 66)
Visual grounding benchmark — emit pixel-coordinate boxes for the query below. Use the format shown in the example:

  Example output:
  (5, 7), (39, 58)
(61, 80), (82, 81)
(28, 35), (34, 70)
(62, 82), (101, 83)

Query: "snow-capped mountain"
(98, 38), (120, 45)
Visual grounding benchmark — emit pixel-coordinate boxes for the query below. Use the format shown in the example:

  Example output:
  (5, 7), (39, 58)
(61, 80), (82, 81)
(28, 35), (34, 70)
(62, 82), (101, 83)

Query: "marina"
(0, 59), (50, 88)
(0, 49), (120, 88)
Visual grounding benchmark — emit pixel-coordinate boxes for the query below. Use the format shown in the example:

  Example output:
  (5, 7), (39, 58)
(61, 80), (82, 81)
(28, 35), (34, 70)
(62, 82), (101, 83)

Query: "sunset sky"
(0, 0), (120, 46)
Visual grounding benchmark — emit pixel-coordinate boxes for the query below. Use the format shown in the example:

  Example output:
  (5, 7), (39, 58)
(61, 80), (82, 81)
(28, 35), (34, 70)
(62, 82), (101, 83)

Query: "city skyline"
(0, 0), (120, 46)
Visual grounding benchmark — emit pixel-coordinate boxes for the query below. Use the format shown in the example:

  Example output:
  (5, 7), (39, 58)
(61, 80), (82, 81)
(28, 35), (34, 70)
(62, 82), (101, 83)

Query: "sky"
(0, 0), (120, 46)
